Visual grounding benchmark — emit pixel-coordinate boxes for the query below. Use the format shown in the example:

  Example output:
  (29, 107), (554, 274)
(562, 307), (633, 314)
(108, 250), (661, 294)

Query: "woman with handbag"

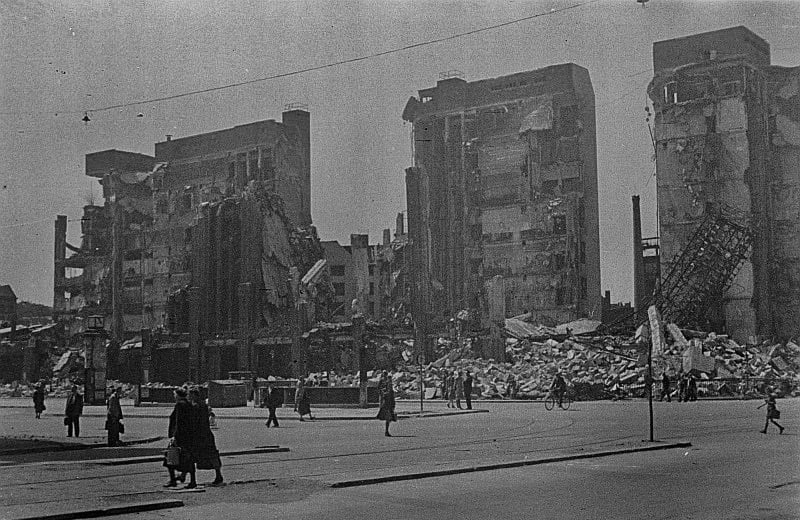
(188, 387), (224, 486)
(164, 387), (197, 489)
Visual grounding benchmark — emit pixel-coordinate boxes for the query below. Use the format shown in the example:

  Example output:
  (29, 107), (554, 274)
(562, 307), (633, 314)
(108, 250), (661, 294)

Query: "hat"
(174, 387), (187, 397)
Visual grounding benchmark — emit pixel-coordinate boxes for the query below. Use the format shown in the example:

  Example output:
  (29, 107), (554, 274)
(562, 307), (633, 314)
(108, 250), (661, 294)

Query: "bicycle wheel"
(544, 394), (555, 411)
(561, 394), (572, 410)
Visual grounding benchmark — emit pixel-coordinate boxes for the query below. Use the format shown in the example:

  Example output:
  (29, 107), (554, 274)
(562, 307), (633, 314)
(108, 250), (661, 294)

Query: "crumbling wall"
(769, 67), (800, 340)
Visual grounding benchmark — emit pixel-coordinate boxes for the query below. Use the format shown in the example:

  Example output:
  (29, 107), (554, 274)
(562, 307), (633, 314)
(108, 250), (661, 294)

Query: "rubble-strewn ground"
(4, 329), (798, 402)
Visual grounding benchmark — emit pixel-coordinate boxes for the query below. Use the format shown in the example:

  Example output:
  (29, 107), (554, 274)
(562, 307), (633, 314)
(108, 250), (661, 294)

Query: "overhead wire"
(1, 0), (601, 117)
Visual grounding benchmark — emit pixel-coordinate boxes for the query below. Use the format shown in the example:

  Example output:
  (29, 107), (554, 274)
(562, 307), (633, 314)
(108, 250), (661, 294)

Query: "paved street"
(0, 398), (797, 519)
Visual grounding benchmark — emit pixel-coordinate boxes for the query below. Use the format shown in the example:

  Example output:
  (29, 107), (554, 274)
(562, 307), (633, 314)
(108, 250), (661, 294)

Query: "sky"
(1, 0), (798, 306)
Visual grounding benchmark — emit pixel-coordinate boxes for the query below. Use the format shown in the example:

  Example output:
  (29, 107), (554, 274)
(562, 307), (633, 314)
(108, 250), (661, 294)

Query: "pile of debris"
(385, 329), (800, 400)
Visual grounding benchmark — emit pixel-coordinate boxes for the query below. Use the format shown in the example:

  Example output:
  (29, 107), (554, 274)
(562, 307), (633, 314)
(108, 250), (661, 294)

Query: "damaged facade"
(55, 110), (329, 382)
(321, 214), (410, 324)
(402, 65), (601, 331)
(648, 26), (800, 342)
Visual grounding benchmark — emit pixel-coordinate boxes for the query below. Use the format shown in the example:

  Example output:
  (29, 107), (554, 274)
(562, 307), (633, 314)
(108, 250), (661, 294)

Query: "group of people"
(48, 383), (121, 447)
(659, 372), (698, 402)
(164, 386), (224, 489)
(441, 370), (474, 410)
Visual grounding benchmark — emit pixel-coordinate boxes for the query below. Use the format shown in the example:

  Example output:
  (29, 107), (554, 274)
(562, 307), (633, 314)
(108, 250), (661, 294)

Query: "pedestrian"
(446, 371), (455, 408)
(33, 382), (46, 419)
(106, 387), (124, 447)
(189, 387), (224, 486)
(263, 382), (283, 427)
(659, 372), (671, 402)
(463, 371), (474, 410)
(376, 371), (397, 437)
(687, 375), (697, 401)
(677, 372), (687, 402)
(453, 370), (464, 409)
(64, 385), (83, 437)
(294, 379), (313, 421)
(758, 393), (785, 434)
(164, 387), (196, 489)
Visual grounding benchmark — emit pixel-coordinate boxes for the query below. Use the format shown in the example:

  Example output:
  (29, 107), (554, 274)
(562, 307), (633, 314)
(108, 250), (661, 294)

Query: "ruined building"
(402, 65), (601, 331)
(55, 109), (328, 381)
(321, 214), (410, 323)
(648, 26), (800, 342)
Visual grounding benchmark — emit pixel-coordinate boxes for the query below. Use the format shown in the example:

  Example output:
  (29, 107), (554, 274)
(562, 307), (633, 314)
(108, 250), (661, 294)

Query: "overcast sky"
(1, 0), (798, 306)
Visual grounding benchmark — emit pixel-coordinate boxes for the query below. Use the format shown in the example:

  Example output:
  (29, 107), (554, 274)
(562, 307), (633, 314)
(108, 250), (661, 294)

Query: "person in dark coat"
(189, 387), (223, 486)
(463, 371), (474, 410)
(758, 393), (785, 434)
(164, 387), (196, 489)
(33, 382), (46, 419)
(64, 385), (83, 437)
(376, 371), (396, 437)
(677, 372), (688, 402)
(294, 379), (313, 421)
(106, 387), (124, 447)
(659, 372), (671, 402)
(687, 375), (698, 401)
(263, 382), (283, 428)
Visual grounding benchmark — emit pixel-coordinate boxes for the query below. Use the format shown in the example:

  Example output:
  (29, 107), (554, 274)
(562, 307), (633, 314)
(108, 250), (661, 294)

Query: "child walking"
(758, 393), (785, 434)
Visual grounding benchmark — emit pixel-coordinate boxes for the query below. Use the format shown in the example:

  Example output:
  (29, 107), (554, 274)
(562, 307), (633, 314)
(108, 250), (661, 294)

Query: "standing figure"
(687, 375), (698, 401)
(441, 373), (450, 406)
(376, 371), (397, 437)
(263, 382), (283, 428)
(758, 393), (785, 434)
(677, 372), (688, 402)
(106, 387), (124, 447)
(64, 385), (83, 437)
(164, 387), (196, 489)
(659, 372), (671, 402)
(446, 372), (455, 408)
(453, 371), (464, 409)
(506, 374), (518, 399)
(463, 371), (474, 410)
(189, 388), (224, 486)
(294, 379), (313, 421)
(33, 382), (46, 419)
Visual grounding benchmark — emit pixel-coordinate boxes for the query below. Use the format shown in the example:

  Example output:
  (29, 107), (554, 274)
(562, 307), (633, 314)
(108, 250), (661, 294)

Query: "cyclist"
(550, 373), (567, 408)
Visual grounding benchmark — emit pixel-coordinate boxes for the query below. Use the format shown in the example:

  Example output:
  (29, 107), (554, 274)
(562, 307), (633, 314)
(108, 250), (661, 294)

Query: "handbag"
(63, 417), (70, 426)
(164, 441), (181, 467)
(119, 421), (125, 434)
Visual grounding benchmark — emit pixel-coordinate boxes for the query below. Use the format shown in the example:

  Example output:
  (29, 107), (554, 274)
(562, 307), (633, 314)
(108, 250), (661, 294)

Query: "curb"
(329, 441), (692, 488)
(98, 446), (290, 465)
(0, 436), (165, 456)
(398, 409), (489, 418)
(8, 499), (184, 520)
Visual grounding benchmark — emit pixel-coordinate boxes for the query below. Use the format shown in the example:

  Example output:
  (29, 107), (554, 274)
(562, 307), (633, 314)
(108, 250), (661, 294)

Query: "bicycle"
(544, 388), (572, 410)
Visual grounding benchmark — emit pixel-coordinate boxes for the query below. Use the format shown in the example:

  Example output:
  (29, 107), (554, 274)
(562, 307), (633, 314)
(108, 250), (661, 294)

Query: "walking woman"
(376, 371), (397, 437)
(164, 387), (197, 489)
(33, 382), (46, 419)
(294, 379), (313, 421)
(188, 387), (224, 486)
(758, 393), (785, 434)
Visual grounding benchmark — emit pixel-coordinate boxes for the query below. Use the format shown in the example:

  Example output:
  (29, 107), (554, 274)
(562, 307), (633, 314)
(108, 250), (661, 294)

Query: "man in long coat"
(64, 385), (83, 437)
(106, 387), (124, 447)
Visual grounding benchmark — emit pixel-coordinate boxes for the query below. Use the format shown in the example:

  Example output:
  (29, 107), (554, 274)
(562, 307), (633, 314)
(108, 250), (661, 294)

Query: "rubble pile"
(387, 329), (800, 400)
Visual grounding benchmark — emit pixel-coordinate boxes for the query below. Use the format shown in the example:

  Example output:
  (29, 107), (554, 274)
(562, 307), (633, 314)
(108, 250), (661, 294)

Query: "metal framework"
(647, 209), (752, 328)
